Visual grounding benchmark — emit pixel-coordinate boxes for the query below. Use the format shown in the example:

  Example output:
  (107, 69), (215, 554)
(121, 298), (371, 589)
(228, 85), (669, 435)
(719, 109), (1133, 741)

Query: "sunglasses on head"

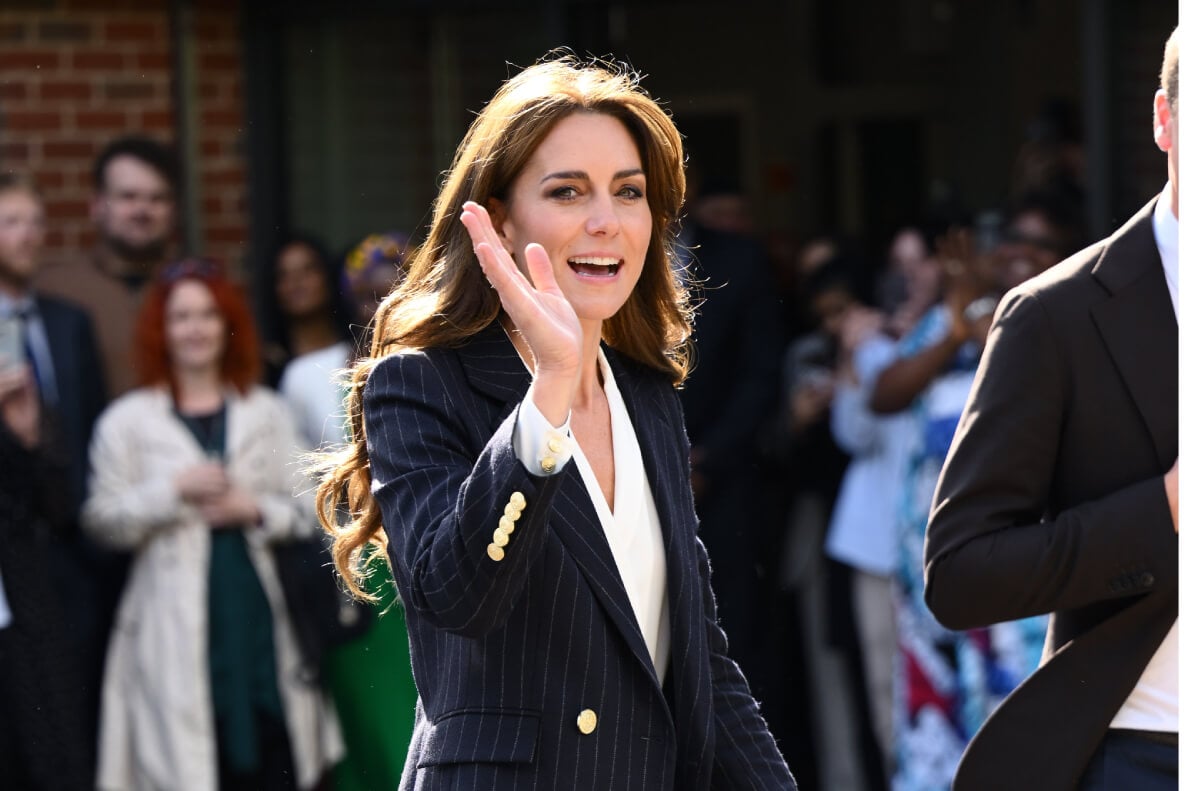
(160, 257), (224, 283)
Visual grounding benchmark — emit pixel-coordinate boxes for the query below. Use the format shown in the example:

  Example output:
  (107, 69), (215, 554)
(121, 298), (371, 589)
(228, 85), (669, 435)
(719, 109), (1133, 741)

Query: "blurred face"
(165, 280), (225, 375)
(812, 287), (856, 338)
(275, 242), (330, 319)
(994, 210), (1063, 292)
(0, 188), (45, 290)
(92, 155), (175, 266)
(490, 112), (651, 328)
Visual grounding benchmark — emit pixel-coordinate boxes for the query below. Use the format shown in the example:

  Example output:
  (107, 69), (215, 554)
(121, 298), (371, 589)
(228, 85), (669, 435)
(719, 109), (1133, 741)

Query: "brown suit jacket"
(923, 197), (1178, 790)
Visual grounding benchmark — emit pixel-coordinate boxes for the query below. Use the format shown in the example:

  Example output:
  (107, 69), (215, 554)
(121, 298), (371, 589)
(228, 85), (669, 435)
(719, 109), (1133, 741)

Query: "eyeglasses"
(160, 257), (224, 283)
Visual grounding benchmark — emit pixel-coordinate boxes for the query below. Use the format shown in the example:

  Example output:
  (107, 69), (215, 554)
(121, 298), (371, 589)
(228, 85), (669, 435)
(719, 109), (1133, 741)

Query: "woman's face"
(491, 112), (652, 327)
(275, 242), (329, 319)
(165, 279), (225, 375)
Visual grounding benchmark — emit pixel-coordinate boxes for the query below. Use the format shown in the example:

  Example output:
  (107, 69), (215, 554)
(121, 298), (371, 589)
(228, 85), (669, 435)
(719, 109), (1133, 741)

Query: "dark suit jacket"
(363, 322), (796, 790)
(678, 224), (783, 481)
(923, 198), (1178, 790)
(35, 293), (107, 514)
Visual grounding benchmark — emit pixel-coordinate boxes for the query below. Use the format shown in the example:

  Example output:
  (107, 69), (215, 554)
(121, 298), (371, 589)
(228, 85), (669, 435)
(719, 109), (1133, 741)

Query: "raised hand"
(460, 201), (583, 423)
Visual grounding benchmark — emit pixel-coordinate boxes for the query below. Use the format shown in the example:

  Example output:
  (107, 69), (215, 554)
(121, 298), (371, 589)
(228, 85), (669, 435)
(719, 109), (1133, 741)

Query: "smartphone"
(0, 315), (22, 374)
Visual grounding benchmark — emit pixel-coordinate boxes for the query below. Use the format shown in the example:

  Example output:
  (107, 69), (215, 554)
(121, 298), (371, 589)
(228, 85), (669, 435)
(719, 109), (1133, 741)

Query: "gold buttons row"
(487, 490), (526, 562)
(577, 708), (597, 735)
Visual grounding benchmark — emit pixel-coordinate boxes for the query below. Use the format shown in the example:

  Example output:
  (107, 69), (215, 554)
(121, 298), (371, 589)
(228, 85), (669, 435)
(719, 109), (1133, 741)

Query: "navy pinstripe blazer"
(363, 321), (797, 790)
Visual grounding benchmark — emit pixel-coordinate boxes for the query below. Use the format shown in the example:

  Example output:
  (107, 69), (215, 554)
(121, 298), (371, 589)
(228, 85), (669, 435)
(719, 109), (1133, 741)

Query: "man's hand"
(0, 365), (40, 449)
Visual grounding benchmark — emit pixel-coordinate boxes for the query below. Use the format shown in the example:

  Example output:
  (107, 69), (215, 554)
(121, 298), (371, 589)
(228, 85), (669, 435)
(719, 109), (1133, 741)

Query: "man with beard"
(37, 135), (178, 399)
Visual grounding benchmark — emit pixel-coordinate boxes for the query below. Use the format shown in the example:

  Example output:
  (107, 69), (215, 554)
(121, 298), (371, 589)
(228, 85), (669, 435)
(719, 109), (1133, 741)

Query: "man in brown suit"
(923, 27), (1179, 790)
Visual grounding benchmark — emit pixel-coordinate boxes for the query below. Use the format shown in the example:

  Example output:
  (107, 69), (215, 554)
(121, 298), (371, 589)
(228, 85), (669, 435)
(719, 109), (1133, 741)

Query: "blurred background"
(0, 0), (1175, 302)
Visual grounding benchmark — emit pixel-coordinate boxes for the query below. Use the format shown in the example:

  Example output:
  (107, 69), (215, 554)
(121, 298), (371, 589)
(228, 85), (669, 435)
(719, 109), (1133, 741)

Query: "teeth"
(568, 256), (620, 267)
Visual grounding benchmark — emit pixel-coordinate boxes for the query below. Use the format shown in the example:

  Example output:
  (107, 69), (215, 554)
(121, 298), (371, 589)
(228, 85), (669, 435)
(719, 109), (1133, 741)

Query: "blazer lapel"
(1089, 198), (1179, 469)
(460, 328), (662, 685)
(608, 351), (698, 706)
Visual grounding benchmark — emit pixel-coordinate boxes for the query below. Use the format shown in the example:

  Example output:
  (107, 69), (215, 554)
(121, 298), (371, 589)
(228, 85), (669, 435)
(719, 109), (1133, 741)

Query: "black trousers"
(1077, 729), (1177, 790)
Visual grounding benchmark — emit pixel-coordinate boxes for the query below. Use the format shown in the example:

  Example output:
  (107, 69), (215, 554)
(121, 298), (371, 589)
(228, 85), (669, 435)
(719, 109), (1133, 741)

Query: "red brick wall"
(0, 0), (248, 272)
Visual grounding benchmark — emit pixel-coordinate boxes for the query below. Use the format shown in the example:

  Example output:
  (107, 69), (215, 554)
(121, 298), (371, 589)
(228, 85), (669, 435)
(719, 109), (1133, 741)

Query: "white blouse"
(513, 349), (671, 684)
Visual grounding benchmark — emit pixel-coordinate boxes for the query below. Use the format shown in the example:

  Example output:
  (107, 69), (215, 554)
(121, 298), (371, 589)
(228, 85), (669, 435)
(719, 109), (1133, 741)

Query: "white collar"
(1152, 185), (1178, 319)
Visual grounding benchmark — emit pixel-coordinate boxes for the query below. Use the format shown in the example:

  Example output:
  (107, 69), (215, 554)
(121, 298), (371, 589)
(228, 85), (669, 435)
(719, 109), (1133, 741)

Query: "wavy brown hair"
(316, 52), (694, 598)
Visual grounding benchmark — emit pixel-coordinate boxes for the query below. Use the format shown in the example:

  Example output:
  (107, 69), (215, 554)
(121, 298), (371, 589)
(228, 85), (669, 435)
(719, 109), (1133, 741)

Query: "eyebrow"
(540, 168), (645, 183)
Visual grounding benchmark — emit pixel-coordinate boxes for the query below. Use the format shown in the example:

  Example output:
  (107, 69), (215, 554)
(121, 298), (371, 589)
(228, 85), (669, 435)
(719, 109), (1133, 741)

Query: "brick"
(104, 21), (163, 43)
(0, 50), (61, 70)
(199, 51), (239, 71)
(200, 140), (223, 156)
(46, 199), (91, 219)
(38, 21), (93, 42)
(76, 110), (127, 130)
(139, 110), (174, 131)
(103, 80), (157, 100)
(72, 51), (127, 70)
(44, 141), (96, 160)
(0, 82), (28, 100)
(35, 171), (67, 190)
(136, 51), (171, 70)
(200, 109), (242, 128)
(44, 229), (66, 248)
(194, 20), (235, 42)
(41, 81), (93, 101)
(0, 22), (26, 42)
(6, 111), (62, 132)
(0, 142), (32, 161)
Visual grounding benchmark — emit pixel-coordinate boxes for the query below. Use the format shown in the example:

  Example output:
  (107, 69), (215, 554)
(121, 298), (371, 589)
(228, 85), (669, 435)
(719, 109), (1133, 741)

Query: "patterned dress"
(891, 305), (1047, 791)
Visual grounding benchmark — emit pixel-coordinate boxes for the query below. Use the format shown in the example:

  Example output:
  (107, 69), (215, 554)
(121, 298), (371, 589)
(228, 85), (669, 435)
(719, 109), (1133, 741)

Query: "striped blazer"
(363, 322), (797, 790)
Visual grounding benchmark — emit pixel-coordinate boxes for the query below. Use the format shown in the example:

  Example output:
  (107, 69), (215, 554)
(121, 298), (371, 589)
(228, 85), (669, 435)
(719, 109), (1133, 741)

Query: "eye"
(617, 185), (644, 200)
(548, 185), (581, 200)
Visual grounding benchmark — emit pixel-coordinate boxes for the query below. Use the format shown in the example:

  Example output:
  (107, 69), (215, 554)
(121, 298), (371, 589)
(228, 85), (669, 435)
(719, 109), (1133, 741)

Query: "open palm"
(460, 201), (583, 379)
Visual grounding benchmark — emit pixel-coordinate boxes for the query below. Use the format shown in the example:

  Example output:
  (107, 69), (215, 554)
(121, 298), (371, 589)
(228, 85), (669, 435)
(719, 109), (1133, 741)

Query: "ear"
(1153, 89), (1174, 154)
(485, 197), (516, 254)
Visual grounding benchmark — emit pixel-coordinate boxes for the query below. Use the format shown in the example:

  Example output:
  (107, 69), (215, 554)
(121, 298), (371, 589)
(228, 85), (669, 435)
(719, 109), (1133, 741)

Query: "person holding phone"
(0, 173), (102, 790)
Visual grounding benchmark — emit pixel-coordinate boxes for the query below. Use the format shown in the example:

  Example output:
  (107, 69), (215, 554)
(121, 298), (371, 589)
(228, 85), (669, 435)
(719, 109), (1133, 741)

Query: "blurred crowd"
(0, 100), (1088, 791)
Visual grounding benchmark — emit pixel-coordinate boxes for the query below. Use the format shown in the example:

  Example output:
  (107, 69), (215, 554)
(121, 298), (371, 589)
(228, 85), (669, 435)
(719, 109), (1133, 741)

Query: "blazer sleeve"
(923, 288), (1178, 630)
(82, 401), (197, 549)
(363, 351), (566, 639)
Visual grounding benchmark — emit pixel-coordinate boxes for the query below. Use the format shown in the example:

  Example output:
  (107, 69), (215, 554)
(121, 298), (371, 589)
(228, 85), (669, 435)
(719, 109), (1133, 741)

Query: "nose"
(584, 195), (619, 236)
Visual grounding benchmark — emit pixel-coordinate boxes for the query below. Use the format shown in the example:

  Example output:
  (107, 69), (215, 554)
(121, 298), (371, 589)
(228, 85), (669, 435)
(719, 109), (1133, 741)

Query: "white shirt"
(1153, 185), (1179, 318)
(0, 567), (11, 629)
(823, 333), (919, 576)
(278, 341), (354, 448)
(1108, 185), (1178, 733)
(513, 350), (671, 683)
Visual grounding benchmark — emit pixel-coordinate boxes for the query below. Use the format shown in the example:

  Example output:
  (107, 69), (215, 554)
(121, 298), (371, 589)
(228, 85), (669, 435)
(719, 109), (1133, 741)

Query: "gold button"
(504, 503), (522, 521)
(547, 436), (564, 454)
(486, 543), (505, 562)
(509, 491), (526, 509)
(576, 708), (597, 735)
(493, 528), (509, 547)
(498, 515), (516, 534)
(540, 456), (556, 473)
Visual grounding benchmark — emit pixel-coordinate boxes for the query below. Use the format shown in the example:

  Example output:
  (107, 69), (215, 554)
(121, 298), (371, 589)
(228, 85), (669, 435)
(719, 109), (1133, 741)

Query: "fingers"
(523, 243), (561, 296)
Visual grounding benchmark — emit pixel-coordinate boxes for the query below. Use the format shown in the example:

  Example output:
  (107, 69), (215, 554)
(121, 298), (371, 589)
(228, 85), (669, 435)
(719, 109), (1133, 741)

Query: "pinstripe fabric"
(364, 321), (797, 790)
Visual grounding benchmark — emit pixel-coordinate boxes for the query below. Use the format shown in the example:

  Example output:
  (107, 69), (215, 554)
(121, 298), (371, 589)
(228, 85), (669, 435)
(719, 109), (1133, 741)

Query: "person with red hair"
(83, 258), (344, 791)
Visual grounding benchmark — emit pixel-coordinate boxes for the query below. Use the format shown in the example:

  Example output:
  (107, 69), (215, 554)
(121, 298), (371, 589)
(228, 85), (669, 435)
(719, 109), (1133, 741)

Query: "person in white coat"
(83, 257), (343, 791)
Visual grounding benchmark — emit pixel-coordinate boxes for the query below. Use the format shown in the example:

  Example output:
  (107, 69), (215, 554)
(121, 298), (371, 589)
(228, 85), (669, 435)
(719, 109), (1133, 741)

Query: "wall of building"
(0, 0), (249, 272)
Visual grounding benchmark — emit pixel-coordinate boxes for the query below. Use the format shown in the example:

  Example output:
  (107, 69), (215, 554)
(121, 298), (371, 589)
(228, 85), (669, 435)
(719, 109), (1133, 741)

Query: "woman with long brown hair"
(83, 259), (343, 791)
(317, 53), (795, 789)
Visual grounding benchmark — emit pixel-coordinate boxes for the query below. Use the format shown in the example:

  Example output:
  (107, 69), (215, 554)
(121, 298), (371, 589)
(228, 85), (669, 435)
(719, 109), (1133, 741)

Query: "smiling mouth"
(567, 256), (622, 277)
